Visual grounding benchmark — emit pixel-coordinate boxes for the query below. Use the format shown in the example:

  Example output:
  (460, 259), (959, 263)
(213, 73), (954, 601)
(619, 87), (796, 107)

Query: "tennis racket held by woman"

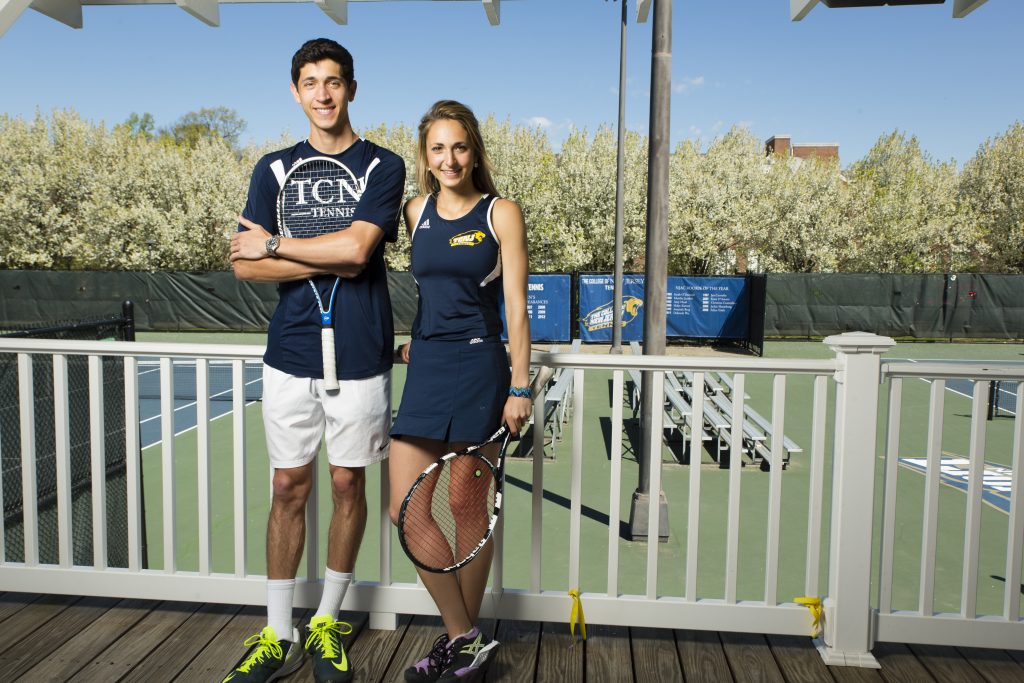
(398, 425), (512, 573)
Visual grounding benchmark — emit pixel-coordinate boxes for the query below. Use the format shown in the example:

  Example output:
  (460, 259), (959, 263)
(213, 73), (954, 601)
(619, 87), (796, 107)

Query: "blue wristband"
(508, 385), (532, 398)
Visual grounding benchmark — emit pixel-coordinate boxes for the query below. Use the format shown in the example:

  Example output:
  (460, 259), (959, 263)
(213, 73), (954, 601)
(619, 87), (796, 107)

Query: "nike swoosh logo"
(378, 440), (390, 452)
(332, 650), (349, 672)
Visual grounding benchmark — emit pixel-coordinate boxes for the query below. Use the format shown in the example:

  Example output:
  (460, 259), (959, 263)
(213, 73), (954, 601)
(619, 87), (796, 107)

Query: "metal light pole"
(611, 0), (628, 355)
(628, 0), (671, 541)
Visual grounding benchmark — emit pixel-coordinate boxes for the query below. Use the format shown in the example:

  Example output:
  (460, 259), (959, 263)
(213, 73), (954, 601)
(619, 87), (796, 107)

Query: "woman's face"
(426, 119), (476, 192)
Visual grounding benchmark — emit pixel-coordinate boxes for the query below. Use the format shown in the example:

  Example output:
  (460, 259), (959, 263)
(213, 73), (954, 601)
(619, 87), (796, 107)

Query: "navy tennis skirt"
(391, 338), (511, 444)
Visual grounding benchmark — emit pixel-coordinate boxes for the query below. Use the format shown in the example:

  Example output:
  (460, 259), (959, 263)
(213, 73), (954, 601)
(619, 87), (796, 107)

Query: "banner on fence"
(577, 274), (645, 343)
(666, 276), (750, 339)
(500, 273), (571, 342)
(2, 271), (1019, 340)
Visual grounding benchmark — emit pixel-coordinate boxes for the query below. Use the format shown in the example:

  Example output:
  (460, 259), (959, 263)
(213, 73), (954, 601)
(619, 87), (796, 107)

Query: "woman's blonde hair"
(416, 100), (498, 197)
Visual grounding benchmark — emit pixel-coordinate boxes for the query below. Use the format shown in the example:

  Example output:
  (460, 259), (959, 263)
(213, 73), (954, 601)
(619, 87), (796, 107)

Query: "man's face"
(291, 59), (356, 134)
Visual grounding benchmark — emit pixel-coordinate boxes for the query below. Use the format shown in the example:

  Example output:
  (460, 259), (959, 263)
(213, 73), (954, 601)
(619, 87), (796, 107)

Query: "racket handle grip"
(322, 327), (339, 391)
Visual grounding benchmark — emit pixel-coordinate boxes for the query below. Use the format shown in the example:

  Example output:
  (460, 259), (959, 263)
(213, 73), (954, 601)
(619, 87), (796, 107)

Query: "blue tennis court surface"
(899, 357), (1019, 417)
(943, 377), (1018, 416)
(137, 359), (263, 449)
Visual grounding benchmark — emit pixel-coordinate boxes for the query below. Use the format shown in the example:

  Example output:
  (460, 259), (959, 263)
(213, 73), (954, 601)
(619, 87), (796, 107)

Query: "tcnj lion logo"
(449, 229), (487, 247)
(582, 296), (643, 332)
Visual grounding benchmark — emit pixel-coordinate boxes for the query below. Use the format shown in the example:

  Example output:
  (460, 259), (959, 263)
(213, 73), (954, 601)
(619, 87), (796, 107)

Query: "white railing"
(0, 333), (1021, 667)
(875, 359), (1024, 651)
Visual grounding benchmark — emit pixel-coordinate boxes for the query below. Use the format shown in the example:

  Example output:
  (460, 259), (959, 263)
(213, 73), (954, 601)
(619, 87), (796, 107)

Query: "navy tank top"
(410, 194), (503, 341)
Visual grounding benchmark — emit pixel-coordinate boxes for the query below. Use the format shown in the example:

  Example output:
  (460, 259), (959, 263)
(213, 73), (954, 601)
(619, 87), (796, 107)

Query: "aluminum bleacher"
(513, 339), (581, 458)
(629, 342), (800, 470)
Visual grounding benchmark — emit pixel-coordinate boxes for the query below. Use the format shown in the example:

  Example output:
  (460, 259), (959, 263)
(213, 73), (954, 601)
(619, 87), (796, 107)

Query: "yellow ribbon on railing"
(794, 596), (823, 637)
(568, 589), (587, 642)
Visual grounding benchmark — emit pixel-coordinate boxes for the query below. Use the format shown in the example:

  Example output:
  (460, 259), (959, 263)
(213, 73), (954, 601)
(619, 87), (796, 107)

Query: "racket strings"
(279, 159), (354, 239)
(403, 457), (497, 571)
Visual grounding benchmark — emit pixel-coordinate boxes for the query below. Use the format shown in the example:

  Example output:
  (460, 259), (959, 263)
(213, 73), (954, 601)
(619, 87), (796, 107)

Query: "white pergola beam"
(31, 0), (82, 27)
(636, 0), (651, 23)
(316, 0), (346, 24)
(175, 0), (218, 26)
(481, 0), (497, 26)
(0, 0), (33, 37)
(953, 0), (988, 18)
(791, 0), (819, 21)
(795, 0), (991, 21)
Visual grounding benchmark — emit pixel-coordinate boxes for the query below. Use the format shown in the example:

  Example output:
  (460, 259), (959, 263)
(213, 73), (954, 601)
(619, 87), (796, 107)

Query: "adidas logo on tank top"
(419, 219), (431, 230)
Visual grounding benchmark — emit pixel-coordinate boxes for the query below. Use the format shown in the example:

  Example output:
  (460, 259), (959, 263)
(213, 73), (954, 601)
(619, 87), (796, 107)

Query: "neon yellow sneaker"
(304, 614), (354, 683)
(221, 626), (302, 682)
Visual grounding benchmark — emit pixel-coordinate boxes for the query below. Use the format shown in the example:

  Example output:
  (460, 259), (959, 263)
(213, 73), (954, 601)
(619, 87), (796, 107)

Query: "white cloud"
(527, 116), (553, 129)
(672, 76), (706, 94)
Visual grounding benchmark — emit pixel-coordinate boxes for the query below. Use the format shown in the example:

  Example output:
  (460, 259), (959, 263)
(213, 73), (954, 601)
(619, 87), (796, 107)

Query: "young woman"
(388, 100), (531, 683)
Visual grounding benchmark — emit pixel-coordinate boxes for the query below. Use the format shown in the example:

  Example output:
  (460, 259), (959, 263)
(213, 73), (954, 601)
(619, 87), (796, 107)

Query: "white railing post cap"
(823, 331), (896, 355)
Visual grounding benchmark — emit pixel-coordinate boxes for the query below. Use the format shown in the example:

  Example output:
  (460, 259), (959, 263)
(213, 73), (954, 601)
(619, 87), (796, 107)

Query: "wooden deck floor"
(2, 593), (1023, 682)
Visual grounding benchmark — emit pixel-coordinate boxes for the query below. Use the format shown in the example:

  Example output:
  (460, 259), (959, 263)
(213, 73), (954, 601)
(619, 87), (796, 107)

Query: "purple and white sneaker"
(438, 627), (499, 682)
(404, 633), (450, 683)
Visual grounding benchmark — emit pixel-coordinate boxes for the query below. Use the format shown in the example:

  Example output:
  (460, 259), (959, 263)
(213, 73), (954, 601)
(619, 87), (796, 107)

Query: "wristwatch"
(265, 234), (281, 257)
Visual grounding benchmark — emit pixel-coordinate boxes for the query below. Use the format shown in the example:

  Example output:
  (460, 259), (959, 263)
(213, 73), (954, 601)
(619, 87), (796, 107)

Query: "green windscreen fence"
(0, 303), (136, 567)
(765, 273), (1024, 339)
(0, 271), (1021, 340)
(0, 271), (420, 334)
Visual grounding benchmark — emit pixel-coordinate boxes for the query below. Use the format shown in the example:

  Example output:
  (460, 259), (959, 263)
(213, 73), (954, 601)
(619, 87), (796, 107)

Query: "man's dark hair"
(291, 38), (354, 85)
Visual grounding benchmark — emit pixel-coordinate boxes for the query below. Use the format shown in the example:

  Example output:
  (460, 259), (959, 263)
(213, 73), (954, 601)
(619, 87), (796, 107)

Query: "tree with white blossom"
(2, 110), (1022, 275)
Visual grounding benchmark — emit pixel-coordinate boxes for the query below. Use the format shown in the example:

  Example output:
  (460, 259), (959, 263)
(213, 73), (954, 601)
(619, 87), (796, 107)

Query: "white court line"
(141, 397), (260, 451)
(136, 360), (263, 449)
(909, 358), (970, 401)
(139, 397), (260, 450)
(905, 360), (1015, 413)
(138, 377), (262, 427)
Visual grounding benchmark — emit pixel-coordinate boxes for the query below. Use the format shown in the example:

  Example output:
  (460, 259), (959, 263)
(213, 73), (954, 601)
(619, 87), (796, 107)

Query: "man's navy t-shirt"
(241, 139), (405, 380)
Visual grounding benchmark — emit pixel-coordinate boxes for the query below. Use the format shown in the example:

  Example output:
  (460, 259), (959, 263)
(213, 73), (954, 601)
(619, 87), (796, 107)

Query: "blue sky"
(1, 0), (1021, 165)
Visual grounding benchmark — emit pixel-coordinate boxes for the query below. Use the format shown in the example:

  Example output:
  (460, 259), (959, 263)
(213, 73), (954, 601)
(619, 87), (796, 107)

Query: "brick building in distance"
(765, 135), (839, 163)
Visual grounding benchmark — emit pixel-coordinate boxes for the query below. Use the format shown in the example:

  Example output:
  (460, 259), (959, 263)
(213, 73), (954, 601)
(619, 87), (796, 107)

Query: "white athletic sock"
(267, 578), (296, 641)
(314, 568), (352, 620)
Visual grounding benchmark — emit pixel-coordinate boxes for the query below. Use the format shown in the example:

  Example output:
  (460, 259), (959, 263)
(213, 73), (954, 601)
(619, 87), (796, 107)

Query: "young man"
(226, 38), (405, 683)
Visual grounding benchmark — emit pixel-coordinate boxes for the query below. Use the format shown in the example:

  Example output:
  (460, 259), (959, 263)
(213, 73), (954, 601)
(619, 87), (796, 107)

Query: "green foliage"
(165, 107), (247, 150)
(2, 110), (1022, 273)
(118, 112), (156, 139)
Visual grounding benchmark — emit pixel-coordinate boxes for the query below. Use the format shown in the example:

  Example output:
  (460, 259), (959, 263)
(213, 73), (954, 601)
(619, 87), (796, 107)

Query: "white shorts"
(262, 365), (391, 470)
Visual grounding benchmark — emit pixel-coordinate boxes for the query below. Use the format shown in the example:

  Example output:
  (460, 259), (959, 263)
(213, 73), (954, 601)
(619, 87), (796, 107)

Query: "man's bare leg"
(313, 465), (367, 619)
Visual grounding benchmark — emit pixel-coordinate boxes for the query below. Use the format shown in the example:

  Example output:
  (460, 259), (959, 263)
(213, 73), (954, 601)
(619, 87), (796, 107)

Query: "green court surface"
(135, 333), (1024, 617)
